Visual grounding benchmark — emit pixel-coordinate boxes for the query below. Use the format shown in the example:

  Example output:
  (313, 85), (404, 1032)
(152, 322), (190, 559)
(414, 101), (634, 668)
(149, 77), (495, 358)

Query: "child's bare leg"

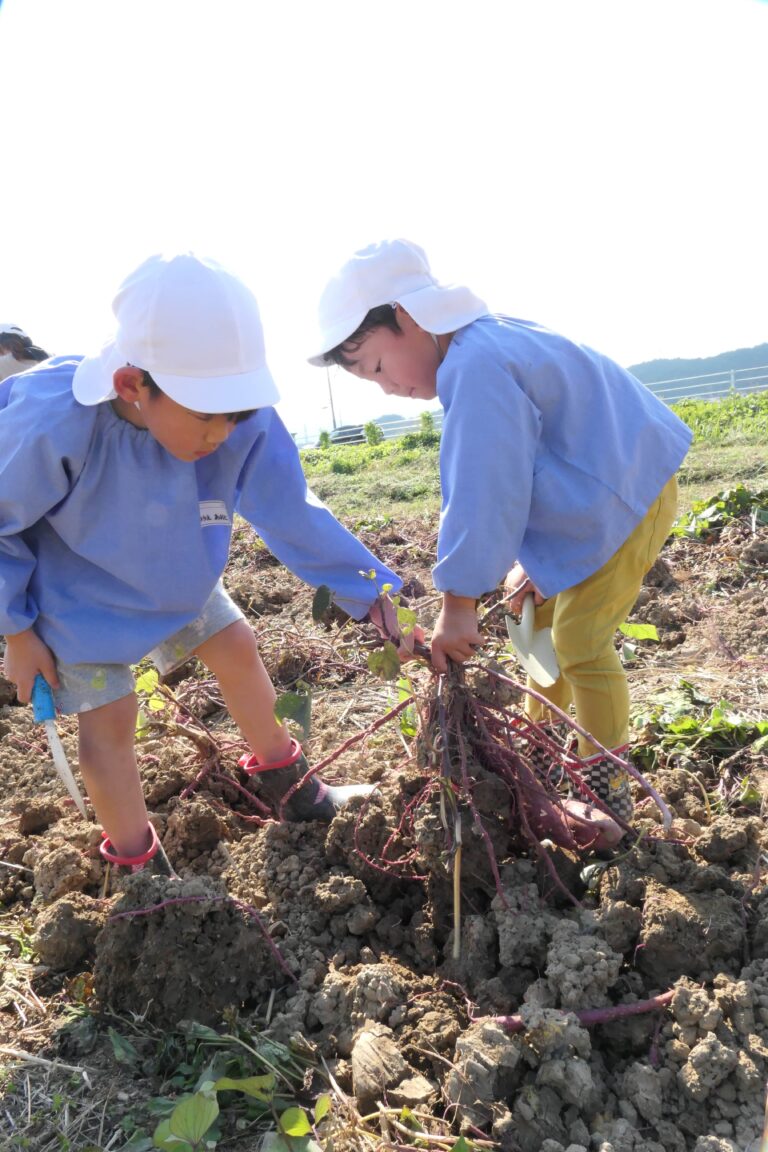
(193, 619), (290, 763)
(194, 620), (371, 821)
(77, 693), (151, 857)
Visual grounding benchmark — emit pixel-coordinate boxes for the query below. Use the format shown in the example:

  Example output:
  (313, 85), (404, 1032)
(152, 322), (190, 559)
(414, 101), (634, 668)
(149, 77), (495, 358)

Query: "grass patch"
(303, 436), (441, 519)
(302, 392), (766, 523)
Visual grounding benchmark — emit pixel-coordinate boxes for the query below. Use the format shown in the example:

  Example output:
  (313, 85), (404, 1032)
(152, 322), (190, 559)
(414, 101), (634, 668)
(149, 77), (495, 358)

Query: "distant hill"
(628, 343), (768, 385)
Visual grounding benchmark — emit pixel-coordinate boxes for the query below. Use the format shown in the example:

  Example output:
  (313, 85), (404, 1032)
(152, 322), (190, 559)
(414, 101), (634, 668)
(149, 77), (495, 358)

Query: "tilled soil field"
(1, 507), (767, 1152)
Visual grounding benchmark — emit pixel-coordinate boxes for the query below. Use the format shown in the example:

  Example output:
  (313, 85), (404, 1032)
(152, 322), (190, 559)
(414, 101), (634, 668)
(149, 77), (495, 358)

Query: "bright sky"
(2, 0), (766, 442)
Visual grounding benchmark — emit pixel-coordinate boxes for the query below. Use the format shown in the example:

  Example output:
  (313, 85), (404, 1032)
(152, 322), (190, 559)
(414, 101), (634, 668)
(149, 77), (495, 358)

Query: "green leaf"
(397, 677), (417, 738)
(278, 1106), (312, 1137)
(213, 1073), (275, 1100)
(260, 1135), (321, 1152)
(152, 1118), (192, 1150)
(396, 605), (417, 635)
(738, 778), (761, 807)
(621, 640), (638, 664)
(274, 690), (312, 742)
(108, 1027), (140, 1068)
(314, 1094), (331, 1124)
(148, 695), (166, 712)
(619, 622), (659, 641)
(450, 1138), (474, 1151)
(367, 642), (401, 682)
(122, 1134), (154, 1152)
(311, 585), (333, 622)
(136, 669), (160, 694)
(177, 1022), (223, 1042)
(168, 1092), (219, 1145)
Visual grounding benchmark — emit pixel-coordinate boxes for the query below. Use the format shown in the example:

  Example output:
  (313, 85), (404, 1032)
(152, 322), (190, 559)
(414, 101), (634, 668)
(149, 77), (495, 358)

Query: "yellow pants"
(526, 475), (679, 756)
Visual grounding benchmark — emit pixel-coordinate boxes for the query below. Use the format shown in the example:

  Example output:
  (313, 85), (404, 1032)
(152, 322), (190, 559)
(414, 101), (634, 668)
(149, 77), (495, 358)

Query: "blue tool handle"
(32, 674), (56, 723)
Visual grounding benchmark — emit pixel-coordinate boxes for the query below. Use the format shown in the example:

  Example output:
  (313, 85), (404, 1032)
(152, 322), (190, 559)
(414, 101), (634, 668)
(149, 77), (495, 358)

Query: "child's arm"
(236, 409), (403, 619)
(433, 348), (540, 600)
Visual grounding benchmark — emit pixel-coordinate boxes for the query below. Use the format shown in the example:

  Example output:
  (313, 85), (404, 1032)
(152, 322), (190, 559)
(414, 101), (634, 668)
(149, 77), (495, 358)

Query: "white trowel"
(31, 674), (89, 819)
(504, 594), (560, 687)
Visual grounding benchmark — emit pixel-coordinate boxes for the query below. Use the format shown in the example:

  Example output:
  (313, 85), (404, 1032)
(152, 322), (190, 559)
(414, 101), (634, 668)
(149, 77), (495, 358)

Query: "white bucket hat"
(307, 238), (488, 366)
(0, 323), (30, 339)
(73, 252), (280, 412)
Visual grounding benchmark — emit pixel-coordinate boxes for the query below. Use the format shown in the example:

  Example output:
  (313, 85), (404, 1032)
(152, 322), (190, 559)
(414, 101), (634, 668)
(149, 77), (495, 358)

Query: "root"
(495, 988), (675, 1032)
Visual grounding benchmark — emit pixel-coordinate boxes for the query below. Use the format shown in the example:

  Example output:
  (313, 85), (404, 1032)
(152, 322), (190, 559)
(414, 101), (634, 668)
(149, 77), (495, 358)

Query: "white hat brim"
(73, 339), (281, 411)
(307, 282), (488, 366)
(72, 341), (123, 404)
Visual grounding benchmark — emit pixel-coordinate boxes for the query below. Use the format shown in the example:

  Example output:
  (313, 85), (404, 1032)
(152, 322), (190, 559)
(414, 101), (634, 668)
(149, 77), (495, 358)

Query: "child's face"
(113, 368), (243, 462)
(140, 390), (238, 462)
(341, 307), (440, 401)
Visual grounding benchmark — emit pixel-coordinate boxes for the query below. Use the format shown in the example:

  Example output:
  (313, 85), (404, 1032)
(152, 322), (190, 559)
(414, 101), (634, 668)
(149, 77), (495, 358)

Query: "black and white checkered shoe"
(580, 747), (634, 823)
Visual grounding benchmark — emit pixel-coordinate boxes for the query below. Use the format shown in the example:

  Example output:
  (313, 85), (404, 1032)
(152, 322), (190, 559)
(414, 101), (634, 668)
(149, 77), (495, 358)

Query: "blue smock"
(0, 358), (400, 663)
(434, 316), (692, 599)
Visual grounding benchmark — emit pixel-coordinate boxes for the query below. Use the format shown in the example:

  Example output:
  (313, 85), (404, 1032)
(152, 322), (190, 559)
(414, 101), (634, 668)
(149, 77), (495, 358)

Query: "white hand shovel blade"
(505, 594), (560, 687)
(32, 674), (89, 819)
(45, 721), (89, 819)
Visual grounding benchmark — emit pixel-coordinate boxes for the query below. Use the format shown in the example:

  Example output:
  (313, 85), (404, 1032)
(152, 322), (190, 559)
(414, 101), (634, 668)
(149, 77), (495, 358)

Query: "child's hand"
(3, 629), (59, 704)
(368, 594), (425, 661)
(430, 593), (483, 673)
(504, 563), (545, 616)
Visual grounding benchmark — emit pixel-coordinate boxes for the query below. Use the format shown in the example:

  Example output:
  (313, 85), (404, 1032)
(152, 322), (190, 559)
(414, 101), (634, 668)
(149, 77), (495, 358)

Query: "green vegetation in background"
(301, 391), (767, 523)
(671, 483), (768, 539)
(673, 390), (768, 444)
(633, 679), (768, 778)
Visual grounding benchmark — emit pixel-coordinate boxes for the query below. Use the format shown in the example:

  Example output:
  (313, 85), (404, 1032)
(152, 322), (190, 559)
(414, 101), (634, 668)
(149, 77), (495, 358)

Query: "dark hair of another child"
(323, 304), (401, 368)
(0, 333), (49, 362)
(139, 370), (256, 424)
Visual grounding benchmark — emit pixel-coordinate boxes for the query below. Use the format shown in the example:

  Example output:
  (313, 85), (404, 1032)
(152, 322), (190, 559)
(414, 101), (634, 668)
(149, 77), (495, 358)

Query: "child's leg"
(192, 617), (372, 821)
(192, 618), (290, 763)
(152, 581), (373, 822)
(553, 476), (678, 758)
(77, 693), (151, 857)
(54, 664), (174, 874)
(522, 594), (574, 724)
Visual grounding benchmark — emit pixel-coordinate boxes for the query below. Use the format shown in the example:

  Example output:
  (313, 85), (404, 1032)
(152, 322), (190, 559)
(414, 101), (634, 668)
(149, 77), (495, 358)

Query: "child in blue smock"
(308, 238), (692, 824)
(0, 253), (403, 877)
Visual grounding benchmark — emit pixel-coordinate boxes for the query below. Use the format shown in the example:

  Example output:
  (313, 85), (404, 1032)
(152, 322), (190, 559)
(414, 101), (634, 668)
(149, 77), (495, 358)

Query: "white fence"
(297, 365), (767, 446)
(644, 364), (768, 404)
(308, 410), (444, 446)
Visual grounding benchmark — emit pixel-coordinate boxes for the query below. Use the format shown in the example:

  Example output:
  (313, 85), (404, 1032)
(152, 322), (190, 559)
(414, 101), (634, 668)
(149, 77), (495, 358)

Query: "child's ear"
(113, 366), (145, 403)
(393, 305), (420, 333)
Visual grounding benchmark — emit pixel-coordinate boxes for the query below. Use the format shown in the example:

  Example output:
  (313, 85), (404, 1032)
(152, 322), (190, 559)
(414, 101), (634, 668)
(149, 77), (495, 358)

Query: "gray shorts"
(53, 582), (244, 715)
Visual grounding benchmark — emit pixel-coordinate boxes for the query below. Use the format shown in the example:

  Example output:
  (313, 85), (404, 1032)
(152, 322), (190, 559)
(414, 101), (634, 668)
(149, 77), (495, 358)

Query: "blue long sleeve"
(432, 317), (692, 599)
(0, 359), (400, 664)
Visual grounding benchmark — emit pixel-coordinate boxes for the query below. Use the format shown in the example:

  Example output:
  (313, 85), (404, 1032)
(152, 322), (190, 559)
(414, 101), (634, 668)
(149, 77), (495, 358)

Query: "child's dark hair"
(0, 333), (50, 362)
(139, 370), (256, 424)
(323, 304), (401, 367)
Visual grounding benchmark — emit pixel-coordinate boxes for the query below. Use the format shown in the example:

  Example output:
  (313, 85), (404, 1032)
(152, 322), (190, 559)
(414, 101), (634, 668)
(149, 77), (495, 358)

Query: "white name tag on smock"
(199, 500), (231, 527)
